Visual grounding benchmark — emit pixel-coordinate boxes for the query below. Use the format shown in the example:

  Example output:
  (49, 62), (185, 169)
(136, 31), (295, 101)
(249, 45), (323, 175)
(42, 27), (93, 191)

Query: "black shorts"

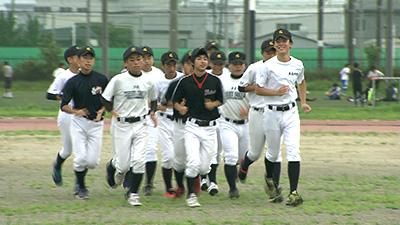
(5, 77), (12, 89)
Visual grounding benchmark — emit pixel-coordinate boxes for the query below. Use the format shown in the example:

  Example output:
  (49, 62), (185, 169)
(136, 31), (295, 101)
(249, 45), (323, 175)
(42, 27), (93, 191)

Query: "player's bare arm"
(243, 85), (256, 92)
(255, 84), (289, 96)
(204, 99), (222, 110)
(61, 105), (88, 117)
(150, 100), (158, 127)
(93, 106), (105, 122)
(174, 101), (188, 115)
(297, 81), (311, 114)
(157, 104), (167, 112)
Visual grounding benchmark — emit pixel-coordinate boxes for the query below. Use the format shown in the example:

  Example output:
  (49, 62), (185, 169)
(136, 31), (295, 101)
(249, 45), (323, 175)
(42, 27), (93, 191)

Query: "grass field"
(0, 81), (399, 120)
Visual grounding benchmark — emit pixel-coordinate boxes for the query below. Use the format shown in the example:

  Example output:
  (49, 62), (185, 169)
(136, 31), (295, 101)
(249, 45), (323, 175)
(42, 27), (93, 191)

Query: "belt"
(252, 107), (264, 112)
(174, 117), (187, 124)
(117, 115), (146, 123)
(84, 115), (103, 121)
(159, 112), (174, 121)
(268, 102), (296, 112)
(189, 118), (216, 127)
(224, 117), (247, 125)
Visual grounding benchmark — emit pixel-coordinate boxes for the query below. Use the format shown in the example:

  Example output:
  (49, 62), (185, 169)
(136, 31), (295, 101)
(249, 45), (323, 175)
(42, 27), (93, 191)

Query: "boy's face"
(79, 54), (95, 71)
(142, 54), (154, 72)
(162, 61), (179, 78)
(261, 49), (276, 61)
(274, 37), (292, 55)
(124, 53), (144, 74)
(228, 62), (245, 76)
(193, 55), (208, 72)
(210, 62), (225, 75)
(182, 60), (194, 76)
(67, 55), (80, 67)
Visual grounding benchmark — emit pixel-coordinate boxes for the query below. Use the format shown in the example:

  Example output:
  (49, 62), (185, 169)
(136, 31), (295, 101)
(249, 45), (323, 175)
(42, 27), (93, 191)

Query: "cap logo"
(169, 53), (173, 58)
(188, 52), (192, 56)
(235, 54), (240, 58)
(269, 41), (273, 45)
(211, 42), (216, 45)
(131, 47), (136, 51)
(279, 30), (283, 34)
(86, 47), (91, 51)
(217, 54), (221, 58)
(143, 47), (147, 52)
(76, 47), (80, 49)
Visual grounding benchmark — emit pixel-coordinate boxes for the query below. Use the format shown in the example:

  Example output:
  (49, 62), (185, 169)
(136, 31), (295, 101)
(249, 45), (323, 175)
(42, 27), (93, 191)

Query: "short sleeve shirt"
(238, 60), (265, 108)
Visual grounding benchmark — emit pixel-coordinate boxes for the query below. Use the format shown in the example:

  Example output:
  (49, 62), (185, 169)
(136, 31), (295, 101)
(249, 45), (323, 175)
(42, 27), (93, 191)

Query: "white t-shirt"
(156, 72), (183, 116)
(220, 75), (249, 120)
(52, 67), (66, 78)
(102, 71), (157, 118)
(3, 65), (13, 78)
(47, 68), (77, 108)
(366, 69), (384, 80)
(206, 67), (230, 81)
(339, 67), (350, 81)
(238, 60), (265, 108)
(256, 56), (305, 105)
(142, 66), (165, 83)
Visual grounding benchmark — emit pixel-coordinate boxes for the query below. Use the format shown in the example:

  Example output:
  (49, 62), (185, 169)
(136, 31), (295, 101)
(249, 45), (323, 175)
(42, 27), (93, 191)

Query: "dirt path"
(1, 118), (399, 133)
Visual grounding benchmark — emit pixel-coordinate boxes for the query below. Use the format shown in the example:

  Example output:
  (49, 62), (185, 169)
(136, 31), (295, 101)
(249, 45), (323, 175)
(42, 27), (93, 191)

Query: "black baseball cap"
(229, 51), (246, 64)
(123, 46), (143, 60)
(210, 50), (226, 64)
(161, 51), (179, 64)
(141, 46), (153, 56)
(181, 51), (192, 65)
(205, 41), (219, 51)
(273, 28), (292, 42)
(261, 39), (275, 52)
(191, 47), (208, 62)
(64, 45), (80, 62)
(78, 46), (95, 57)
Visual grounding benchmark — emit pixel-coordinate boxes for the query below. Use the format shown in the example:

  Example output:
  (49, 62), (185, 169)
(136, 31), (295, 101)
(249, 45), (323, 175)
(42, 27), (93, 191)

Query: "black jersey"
(173, 73), (223, 121)
(61, 70), (109, 117)
(165, 77), (186, 121)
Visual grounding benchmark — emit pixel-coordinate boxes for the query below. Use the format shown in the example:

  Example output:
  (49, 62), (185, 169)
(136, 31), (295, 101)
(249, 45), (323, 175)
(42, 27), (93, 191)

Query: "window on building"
(34, 7), (51, 12)
(276, 23), (301, 31)
(60, 7), (72, 12)
(77, 7), (88, 13)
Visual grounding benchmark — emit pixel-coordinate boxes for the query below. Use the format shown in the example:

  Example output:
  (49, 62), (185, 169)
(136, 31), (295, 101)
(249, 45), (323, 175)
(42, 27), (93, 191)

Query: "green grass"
(1, 81), (399, 120)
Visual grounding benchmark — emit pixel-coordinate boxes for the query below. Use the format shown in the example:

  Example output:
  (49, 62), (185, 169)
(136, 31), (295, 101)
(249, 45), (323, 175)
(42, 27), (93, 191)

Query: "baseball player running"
(255, 29), (311, 206)
(102, 46), (157, 206)
(157, 51), (183, 197)
(173, 47), (224, 207)
(60, 46), (109, 200)
(219, 51), (249, 199)
(47, 45), (80, 186)
(200, 50), (229, 195)
(237, 39), (276, 183)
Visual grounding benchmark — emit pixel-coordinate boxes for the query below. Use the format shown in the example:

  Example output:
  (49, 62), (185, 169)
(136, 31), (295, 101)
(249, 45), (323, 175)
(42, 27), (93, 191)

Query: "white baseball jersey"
(256, 56), (304, 105)
(220, 76), (249, 120)
(339, 67), (350, 81)
(102, 71), (157, 117)
(52, 67), (66, 78)
(156, 72), (184, 116)
(239, 60), (265, 108)
(206, 67), (230, 81)
(47, 68), (78, 159)
(142, 66), (165, 83)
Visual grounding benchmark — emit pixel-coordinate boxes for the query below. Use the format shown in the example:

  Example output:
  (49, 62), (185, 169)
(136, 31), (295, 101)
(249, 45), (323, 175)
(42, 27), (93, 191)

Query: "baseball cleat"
(128, 193), (142, 206)
(264, 177), (277, 198)
(114, 172), (125, 187)
(286, 190), (303, 207)
(174, 187), (185, 199)
(73, 184), (80, 196)
(143, 185), (154, 196)
(106, 160), (117, 188)
(52, 161), (63, 186)
(200, 178), (208, 191)
(165, 188), (176, 198)
(268, 187), (284, 203)
(75, 188), (90, 200)
(207, 182), (219, 196)
(186, 193), (201, 208)
(229, 188), (240, 199)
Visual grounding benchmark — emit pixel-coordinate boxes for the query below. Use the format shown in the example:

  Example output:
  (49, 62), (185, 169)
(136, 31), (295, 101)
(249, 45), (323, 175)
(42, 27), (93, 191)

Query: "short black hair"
(354, 63), (359, 68)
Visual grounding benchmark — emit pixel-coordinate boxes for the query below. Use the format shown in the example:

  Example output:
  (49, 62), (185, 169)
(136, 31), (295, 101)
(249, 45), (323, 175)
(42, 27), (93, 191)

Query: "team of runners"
(49, 28), (311, 208)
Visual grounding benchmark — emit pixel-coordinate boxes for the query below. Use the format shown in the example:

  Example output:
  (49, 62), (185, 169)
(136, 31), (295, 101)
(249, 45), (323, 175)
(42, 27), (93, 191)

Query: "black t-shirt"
(61, 70), (109, 117)
(165, 77), (186, 120)
(351, 69), (364, 87)
(173, 73), (223, 121)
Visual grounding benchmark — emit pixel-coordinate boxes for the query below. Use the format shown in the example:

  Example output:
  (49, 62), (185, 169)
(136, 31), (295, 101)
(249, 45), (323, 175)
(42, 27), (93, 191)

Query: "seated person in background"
(325, 83), (342, 100)
(377, 84), (398, 102)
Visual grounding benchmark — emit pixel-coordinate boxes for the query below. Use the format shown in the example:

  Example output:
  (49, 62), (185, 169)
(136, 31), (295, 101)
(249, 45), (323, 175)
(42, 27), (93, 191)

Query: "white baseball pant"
(58, 110), (73, 159)
(110, 118), (148, 174)
(263, 107), (301, 162)
(157, 115), (174, 169)
(145, 116), (159, 162)
(71, 116), (103, 172)
(219, 118), (249, 166)
(172, 119), (186, 172)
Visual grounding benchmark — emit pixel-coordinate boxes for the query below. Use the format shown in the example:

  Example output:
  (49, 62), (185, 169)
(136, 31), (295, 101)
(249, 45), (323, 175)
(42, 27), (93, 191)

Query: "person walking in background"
(3, 61), (14, 98)
(339, 63), (350, 94)
(351, 63), (365, 107)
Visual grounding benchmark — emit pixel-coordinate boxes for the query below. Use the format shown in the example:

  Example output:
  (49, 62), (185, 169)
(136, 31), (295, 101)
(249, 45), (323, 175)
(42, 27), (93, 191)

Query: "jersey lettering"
(91, 86), (103, 95)
(225, 91), (246, 100)
(204, 89), (216, 96)
(124, 90), (146, 99)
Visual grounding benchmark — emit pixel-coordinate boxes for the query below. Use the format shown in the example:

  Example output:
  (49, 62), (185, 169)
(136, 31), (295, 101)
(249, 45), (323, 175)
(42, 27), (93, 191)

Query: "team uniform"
(61, 48), (108, 199)
(219, 72), (249, 198)
(339, 65), (350, 93)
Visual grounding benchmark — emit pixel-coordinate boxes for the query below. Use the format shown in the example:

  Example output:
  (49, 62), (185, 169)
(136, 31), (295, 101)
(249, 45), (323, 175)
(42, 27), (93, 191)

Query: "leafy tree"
(0, 12), (23, 46)
(364, 44), (382, 69)
(38, 32), (63, 70)
(25, 15), (41, 46)
(81, 23), (133, 48)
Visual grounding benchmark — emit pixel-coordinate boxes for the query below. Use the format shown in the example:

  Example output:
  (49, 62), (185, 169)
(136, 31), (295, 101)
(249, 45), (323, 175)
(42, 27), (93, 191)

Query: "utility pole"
(385, 0), (393, 76)
(376, 0), (383, 67)
(347, 0), (355, 65)
(169, 0), (178, 52)
(86, 0), (91, 45)
(223, 0), (229, 57)
(101, 0), (109, 76)
(213, 0), (217, 41)
(248, 0), (255, 64)
(358, 0), (364, 67)
(244, 0), (249, 65)
(317, 0), (324, 70)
